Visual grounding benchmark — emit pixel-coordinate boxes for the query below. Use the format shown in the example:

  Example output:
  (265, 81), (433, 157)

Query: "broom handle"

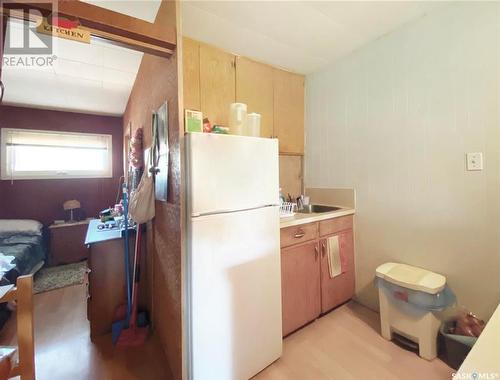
(123, 184), (132, 321)
(130, 224), (142, 328)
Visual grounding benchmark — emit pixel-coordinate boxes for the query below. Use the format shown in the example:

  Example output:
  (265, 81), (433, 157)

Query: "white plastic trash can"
(375, 263), (455, 360)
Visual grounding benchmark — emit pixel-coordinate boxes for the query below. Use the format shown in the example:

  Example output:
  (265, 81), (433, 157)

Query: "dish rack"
(280, 202), (296, 218)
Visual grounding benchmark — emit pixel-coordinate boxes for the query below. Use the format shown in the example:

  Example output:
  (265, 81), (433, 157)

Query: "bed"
(0, 220), (46, 329)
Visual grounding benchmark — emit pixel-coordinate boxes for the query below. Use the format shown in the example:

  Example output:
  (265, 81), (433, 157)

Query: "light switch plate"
(466, 152), (483, 171)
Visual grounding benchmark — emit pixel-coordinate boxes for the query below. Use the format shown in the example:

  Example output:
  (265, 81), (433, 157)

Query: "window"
(1, 128), (112, 180)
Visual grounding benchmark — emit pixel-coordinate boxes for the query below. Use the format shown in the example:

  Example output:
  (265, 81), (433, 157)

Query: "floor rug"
(34, 261), (87, 294)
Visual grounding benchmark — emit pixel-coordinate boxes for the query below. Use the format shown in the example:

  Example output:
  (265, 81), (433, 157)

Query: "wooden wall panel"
(182, 37), (200, 111)
(279, 155), (303, 199)
(122, 1), (183, 379)
(0, 105), (123, 226)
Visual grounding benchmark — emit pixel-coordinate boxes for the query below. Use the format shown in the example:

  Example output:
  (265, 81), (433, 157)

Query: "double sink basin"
(297, 204), (342, 214)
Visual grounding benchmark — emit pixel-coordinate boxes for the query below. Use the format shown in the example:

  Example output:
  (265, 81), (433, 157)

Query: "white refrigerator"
(186, 133), (282, 380)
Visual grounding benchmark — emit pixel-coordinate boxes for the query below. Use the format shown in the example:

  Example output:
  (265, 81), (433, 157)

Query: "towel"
(326, 235), (347, 279)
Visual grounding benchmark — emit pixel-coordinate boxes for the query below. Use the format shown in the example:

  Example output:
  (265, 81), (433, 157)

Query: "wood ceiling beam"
(0, 0), (176, 58)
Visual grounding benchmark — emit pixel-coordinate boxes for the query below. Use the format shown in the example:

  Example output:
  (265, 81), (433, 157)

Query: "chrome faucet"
(296, 195), (304, 211)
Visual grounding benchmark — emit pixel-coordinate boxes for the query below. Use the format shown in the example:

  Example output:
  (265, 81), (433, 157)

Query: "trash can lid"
(375, 262), (446, 294)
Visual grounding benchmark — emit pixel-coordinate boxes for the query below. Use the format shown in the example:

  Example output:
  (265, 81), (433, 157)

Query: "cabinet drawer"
(319, 215), (353, 237)
(280, 223), (318, 248)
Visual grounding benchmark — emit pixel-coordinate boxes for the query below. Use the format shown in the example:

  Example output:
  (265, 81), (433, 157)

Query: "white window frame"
(1, 128), (113, 180)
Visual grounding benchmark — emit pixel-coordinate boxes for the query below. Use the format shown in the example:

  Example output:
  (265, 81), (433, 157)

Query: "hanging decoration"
(128, 127), (144, 191)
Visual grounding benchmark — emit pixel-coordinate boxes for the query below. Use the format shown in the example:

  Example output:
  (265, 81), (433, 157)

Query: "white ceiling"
(181, 1), (445, 74)
(1, 1), (161, 116)
(1, 1), (446, 115)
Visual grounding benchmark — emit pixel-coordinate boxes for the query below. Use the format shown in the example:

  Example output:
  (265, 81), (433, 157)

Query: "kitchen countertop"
(280, 207), (355, 228)
(456, 303), (500, 376)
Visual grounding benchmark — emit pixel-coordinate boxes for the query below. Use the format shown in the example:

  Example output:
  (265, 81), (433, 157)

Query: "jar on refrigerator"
(229, 103), (247, 135)
(246, 113), (261, 137)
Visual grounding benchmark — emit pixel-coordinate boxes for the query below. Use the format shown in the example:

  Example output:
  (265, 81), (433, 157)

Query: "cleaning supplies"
(116, 224), (149, 347)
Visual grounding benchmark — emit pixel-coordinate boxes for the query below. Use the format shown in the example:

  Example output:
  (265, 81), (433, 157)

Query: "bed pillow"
(0, 220), (43, 238)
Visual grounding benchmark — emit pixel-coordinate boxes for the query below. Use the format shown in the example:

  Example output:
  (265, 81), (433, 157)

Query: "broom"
(116, 223), (149, 346)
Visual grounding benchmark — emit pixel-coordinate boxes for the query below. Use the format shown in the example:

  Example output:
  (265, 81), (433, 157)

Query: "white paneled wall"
(305, 2), (500, 320)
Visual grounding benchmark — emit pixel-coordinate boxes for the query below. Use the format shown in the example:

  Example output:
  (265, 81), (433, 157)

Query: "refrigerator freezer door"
(186, 133), (279, 216)
(188, 206), (282, 380)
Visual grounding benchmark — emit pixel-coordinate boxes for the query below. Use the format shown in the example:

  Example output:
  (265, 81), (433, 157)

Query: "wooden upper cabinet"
(273, 69), (305, 155)
(182, 37), (201, 111)
(199, 43), (236, 126)
(235, 57), (274, 138)
(181, 38), (305, 155)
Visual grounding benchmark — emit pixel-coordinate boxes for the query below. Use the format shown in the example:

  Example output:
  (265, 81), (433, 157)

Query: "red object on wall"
(0, 105), (124, 226)
(48, 14), (81, 29)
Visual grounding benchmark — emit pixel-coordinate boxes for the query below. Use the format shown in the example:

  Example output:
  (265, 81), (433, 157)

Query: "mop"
(116, 223), (149, 346)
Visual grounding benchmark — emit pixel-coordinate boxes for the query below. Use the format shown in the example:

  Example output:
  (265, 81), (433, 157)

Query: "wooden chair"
(0, 275), (35, 380)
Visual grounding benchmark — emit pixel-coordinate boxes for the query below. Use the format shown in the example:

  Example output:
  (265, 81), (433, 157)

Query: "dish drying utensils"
(280, 202), (296, 218)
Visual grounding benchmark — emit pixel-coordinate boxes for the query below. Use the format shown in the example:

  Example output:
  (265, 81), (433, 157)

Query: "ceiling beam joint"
(0, 0), (176, 58)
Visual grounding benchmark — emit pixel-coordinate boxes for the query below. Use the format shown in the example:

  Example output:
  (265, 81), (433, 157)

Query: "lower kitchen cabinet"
(281, 241), (321, 336)
(280, 215), (354, 336)
(319, 230), (355, 314)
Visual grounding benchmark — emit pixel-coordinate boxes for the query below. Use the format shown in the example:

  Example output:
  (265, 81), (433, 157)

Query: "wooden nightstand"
(48, 220), (90, 266)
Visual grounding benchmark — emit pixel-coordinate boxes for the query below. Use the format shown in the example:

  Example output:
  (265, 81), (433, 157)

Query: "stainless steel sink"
(298, 204), (342, 214)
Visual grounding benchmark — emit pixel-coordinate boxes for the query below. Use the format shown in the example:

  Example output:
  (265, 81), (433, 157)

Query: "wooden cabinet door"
(182, 37), (201, 111)
(273, 69), (305, 154)
(49, 223), (89, 266)
(200, 43), (235, 126)
(281, 241), (321, 336)
(319, 230), (355, 314)
(235, 56), (274, 138)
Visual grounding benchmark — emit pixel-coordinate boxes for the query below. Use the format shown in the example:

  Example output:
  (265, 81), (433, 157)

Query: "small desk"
(85, 219), (138, 340)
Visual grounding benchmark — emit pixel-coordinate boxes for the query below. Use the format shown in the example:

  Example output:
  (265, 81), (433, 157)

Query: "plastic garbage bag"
(375, 277), (456, 316)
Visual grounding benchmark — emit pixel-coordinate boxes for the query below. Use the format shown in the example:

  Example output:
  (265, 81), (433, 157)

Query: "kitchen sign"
(36, 14), (91, 44)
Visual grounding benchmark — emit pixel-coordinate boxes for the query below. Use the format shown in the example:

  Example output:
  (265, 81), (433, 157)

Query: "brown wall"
(122, 1), (183, 378)
(0, 105), (123, 226)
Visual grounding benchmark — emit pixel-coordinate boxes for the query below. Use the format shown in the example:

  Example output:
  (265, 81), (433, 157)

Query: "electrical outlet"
(466, 152), (483, 171)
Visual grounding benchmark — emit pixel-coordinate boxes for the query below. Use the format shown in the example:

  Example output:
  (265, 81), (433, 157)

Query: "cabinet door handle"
(322, 241), (326, 257)
(314, 244), (319, 260)
(294, 228), (305, 238)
